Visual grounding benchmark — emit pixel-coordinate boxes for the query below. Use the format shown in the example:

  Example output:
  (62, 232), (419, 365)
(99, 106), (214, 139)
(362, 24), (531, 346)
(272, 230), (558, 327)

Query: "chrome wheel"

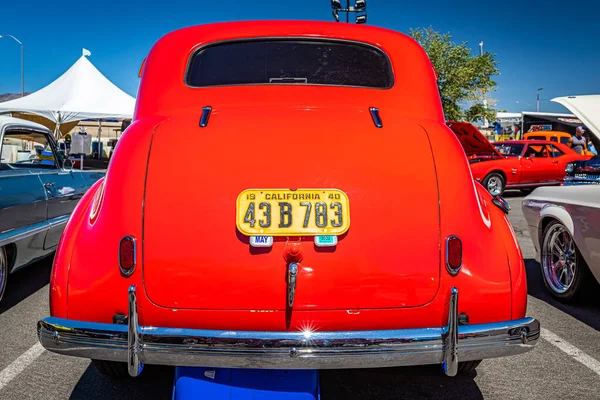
(486, 176), (503, 196)
(542, 224), (577, 294)
(0, 247), (6, 302)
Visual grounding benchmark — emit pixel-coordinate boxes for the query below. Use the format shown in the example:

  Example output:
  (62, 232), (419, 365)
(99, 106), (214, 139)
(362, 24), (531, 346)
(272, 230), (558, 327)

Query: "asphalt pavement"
(0, 191), (599, 399)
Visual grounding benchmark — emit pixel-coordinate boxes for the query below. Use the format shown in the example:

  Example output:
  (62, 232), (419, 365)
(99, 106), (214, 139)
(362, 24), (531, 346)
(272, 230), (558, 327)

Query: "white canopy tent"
(0, 50), (135, 136)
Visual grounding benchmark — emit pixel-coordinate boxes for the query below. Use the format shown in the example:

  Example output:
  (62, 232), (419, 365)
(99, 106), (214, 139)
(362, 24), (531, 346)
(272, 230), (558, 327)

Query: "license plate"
(236, 189), (350, 236)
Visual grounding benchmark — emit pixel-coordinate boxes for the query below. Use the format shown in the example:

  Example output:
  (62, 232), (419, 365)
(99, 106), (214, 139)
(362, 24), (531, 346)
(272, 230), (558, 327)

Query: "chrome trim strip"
(38, 288), (540, 375)
(0, 215), (69, 248)
(118, 236), (137, 277)
(505, 181), (562, 189)
(128, 285), (143, 377)
(369, 107), (383, 128)
(199, 106), (212, 127)
(442, 287), (458, 376)
(445, 236), (462, 276)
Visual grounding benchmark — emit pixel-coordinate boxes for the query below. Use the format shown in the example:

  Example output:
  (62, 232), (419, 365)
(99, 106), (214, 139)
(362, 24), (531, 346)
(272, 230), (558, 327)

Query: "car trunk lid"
(447, 121), (504, 159)
(143, 106), (441, 311)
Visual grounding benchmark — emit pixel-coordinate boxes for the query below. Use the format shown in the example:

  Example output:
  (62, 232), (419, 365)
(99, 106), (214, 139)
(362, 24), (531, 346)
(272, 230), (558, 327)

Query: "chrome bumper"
(38, 286), (539, 378)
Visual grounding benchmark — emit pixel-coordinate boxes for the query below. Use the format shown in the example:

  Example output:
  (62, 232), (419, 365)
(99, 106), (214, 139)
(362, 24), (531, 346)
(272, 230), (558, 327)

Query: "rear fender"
(476, 183), (527, 319)
(55, 118), (163, 322)
(50, 177), (104, 318)
(424, 121), (516, 323)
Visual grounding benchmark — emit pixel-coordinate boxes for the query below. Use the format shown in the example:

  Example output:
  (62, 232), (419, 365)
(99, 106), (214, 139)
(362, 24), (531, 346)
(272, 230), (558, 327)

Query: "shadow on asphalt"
(525, 258), (600, 331)
(321, 365), (483, 400)
(0, 255), (53, 315)
(67, 364), (483, 399)
(70, 364), (174, 400)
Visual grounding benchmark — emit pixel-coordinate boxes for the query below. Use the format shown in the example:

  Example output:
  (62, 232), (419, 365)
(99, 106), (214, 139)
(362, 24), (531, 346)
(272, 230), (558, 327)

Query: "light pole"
(0, 34), (24, 97)
(479, 41), (488, 127)
(536, 88), (543, 112)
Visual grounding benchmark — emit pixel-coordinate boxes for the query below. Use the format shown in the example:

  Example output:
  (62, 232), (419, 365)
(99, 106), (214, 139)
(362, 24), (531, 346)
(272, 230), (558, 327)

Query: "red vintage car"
(38, 21), (539, 379)
(448, 121), (590, 195)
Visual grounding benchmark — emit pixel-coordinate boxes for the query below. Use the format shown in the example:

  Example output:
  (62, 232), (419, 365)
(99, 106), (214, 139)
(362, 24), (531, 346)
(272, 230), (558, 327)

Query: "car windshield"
(527, 136), (545, 140)
(494, 143), (524, 157)
(186, 39), (394, 88)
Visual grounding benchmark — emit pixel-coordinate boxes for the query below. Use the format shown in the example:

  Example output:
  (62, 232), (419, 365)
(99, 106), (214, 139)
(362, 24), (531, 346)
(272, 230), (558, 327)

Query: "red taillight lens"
(119, 236), (136, 276)
(446, 236), (462, 274)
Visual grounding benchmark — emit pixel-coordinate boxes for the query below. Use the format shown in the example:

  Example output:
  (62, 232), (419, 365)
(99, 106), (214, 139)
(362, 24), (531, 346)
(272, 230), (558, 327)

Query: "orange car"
(38, 21), (539, 379)
(524, 131), (594, 156)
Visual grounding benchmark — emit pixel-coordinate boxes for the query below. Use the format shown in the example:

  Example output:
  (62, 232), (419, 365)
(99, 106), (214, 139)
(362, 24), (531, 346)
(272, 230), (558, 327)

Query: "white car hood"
(552, 95), (600, 141)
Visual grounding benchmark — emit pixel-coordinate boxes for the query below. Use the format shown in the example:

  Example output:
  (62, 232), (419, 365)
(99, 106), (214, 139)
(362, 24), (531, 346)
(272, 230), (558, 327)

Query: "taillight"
(446, 236), (462, 275)
(119, 236), (136, 276)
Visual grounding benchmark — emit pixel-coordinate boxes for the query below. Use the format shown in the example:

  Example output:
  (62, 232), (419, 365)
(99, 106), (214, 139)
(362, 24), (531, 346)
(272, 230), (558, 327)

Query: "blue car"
(0, 116), (104, 303)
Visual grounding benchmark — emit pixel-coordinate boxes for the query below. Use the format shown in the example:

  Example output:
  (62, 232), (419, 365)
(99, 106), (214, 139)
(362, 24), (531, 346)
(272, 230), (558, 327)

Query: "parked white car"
(522, 95), (600, 301)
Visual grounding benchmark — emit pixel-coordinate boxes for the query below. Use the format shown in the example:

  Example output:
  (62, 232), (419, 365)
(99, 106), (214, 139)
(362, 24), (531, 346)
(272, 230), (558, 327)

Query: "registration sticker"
(250, 236), (273, 247)
(314, 235), (338, 247)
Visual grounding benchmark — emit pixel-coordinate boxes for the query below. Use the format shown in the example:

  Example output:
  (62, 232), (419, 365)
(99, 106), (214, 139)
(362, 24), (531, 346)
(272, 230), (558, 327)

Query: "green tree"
(410, 27), (499, 123)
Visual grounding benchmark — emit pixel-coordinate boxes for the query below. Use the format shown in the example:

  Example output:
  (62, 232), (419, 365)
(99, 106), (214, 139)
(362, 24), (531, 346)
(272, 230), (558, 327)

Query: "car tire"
(457, 360), (481, 374)
(482, 173), (505, 196)
(0, 247), (7, 304)
(91, 360), (132, 379)
(541, 220), (594, 302)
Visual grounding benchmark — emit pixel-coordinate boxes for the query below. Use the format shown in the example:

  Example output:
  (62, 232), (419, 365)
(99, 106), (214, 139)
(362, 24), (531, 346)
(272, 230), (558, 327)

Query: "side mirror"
(62, 158), (73, 171)
(492, 195), (511, 214)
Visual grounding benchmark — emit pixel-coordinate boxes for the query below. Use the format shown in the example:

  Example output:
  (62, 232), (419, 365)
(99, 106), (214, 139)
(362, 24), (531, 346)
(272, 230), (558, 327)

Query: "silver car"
(522, 94), (600, 301)
(522, 185), (600, 300)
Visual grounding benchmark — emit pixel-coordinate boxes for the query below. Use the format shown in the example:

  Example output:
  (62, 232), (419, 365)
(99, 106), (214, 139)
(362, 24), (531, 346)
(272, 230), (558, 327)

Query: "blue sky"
(1, 0), (598, 113)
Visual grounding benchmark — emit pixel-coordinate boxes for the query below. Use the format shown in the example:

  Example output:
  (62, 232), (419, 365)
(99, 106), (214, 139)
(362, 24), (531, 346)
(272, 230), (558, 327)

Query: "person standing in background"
(586, 135), (598, 155)
(569, 126), (587, 154)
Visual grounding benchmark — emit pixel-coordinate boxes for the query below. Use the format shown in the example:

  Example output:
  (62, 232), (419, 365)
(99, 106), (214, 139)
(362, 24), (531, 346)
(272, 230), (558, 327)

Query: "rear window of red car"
(186, 39), (394, 89)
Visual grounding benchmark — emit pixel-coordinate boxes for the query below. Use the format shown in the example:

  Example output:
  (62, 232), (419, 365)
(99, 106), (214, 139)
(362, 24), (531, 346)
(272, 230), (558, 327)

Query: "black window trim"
(549, 144), (564, 158)
(184, 37), (395, 90)
(0, 125), (61, 170)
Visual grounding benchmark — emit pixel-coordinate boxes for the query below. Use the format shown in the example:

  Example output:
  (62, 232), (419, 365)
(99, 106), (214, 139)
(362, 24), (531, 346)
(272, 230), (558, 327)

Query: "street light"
(0, 34), (24, 97)
(536, 88), (543, 112)
(330, 0), (367, 24)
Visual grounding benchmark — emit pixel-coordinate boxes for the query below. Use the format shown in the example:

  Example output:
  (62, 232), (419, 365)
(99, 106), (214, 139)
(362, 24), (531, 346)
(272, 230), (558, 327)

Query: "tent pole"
(97, 120), (102, 159)
(55, 112), (62, 140)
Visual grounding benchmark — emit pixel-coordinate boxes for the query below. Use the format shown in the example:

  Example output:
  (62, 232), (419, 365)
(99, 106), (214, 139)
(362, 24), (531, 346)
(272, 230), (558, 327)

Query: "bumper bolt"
(520, 328), (528, 344)
(289, 348), (299, 358)
(52, 331), (61, 345)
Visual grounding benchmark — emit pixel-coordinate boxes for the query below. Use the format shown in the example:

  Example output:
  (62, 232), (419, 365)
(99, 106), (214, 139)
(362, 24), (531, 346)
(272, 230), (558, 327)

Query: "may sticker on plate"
(250, 236), (273, 247)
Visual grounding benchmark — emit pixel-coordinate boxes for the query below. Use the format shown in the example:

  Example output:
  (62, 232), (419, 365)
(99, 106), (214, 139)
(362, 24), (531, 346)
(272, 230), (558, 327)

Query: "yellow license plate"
(236, 189), (350, 237)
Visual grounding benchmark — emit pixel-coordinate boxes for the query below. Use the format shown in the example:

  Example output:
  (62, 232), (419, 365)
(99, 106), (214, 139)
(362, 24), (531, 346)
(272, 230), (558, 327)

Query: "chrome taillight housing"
(119, 236), (136, 276)
(446, 236), (462, 275)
